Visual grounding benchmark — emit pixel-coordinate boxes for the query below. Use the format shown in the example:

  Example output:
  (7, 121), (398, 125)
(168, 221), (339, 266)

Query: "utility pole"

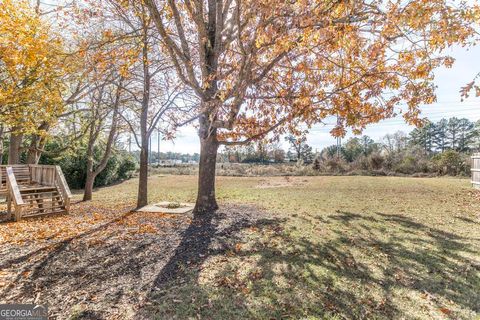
(128, 134), (131, 153)
(149, 134), (152, 165)
(157, 128), (161, 165)
(336, 114), (342, 159)
(336, 136), (341, 158)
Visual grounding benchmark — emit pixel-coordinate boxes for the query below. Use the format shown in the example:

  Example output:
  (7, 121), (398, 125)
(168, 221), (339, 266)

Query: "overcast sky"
(150, 45), (480, 154)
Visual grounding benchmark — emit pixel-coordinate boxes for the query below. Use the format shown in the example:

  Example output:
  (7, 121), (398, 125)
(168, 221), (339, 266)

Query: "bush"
(117, 153), (137, 180)
(432, 150), (469, 176)
(153, 149), (471, 178)
(394, 156), (417, 174)
(368, 153), (384, 170)
(325, 158), (347, 173)
(312, 157), (321, 171)
(40, 142), (137, 189)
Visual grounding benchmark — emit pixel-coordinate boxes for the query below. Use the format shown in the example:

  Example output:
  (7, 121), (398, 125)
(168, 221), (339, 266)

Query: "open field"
(1, 175), (479, 319)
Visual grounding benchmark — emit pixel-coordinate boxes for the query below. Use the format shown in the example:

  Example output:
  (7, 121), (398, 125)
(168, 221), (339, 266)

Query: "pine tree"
(433, 119), (449, 153)
(409, 122), (435, 153)
(446, 118), (462, 151)
(457, 118), (475, 152)
(471, 120), (480, 152)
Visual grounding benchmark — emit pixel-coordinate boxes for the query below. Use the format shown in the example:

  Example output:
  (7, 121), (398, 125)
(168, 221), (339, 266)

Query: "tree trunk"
(193, 133), (219, 214)
(0, 126), (4, 165)
(136, 26), (150, 210)
(26, 135), (41, 164)
(83, 138), (95, 201)
(83, 172), (95, 201)
(137, 142), (149, 209)
(27, 122), (49, 164)
(8, 132), (23, 164)
(82, 117), (97, 202)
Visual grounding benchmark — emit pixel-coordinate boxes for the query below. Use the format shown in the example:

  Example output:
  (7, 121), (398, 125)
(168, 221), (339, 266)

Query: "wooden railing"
(1, 165), (72, 220)
(6, 166), (25, 221)
(1, 165), (29, 194)
(30, 164), (72, 212)
(30, 165), (57, 186)
(55, 165), (72, 212)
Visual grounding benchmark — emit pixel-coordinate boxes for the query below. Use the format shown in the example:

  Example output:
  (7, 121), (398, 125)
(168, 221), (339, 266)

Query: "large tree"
(142, 0), (479, 213)
(0, 0), (71, 163)
(0, 0), (94, 165)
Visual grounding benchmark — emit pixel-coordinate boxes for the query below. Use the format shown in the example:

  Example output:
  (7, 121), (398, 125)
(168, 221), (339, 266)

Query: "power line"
(310, 113), (480, 130)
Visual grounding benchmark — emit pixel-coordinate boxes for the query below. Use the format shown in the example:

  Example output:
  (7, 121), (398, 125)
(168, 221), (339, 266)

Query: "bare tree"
(107, 0), (192, 208)
(83, 78), (123, 201)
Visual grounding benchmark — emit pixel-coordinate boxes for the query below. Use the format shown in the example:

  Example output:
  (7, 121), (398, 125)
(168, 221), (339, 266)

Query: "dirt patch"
(136, 201), (194, 214)
(0, 201), (275, 319)
(255, 176), (309, 189)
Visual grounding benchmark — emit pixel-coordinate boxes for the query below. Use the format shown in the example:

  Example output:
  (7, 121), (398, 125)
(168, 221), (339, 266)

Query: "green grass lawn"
(85, 175), (480, 319)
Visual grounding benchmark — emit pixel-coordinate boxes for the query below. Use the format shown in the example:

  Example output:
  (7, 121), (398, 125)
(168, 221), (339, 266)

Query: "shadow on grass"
(148, 209), (270, 289)
(0, 205), (276, 319)
(140, 210), (480, 320)
(0, 211), (135, 306)
(2, 204), (478, 319)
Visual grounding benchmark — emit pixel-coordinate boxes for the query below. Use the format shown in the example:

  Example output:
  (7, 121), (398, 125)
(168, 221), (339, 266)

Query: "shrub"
(356, 156), (370, 171)
(432, 150), (468, 176)
(312, 157), (321, 171)
(325, 158), (347, 173)
(40, 142), (137, 189)
(368, 153), (384, 170)
(117, 153), (137, 180)
(394, 156), (417, 174)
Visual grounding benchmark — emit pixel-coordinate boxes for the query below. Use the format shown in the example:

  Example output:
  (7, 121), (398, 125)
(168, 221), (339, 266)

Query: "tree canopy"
(144, 0), (479, 141)
(0, 0), (70, 134)
(0, 0), (479, 212)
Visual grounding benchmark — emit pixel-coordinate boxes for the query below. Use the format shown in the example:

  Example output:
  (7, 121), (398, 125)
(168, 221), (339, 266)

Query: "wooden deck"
(0, 165), (72, 221)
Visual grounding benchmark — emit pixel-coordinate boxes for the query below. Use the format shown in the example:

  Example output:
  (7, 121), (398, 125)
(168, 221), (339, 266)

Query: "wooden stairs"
(0, 165), (72, 221)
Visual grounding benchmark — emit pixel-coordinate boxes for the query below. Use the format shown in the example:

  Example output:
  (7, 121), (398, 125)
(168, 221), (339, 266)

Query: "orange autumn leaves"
(208, 0), (480, 141)
(0, 202), (190, 246)
(2, 0), (479, 143)
(0, 0), (69, 134)
(461, 73), (480, 100)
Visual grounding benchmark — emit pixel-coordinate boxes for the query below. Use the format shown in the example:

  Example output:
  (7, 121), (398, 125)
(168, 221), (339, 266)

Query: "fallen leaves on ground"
(0, 202), (191, 246)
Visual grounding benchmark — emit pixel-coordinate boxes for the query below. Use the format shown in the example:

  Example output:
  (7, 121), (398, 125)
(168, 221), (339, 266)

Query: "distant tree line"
(131, 151), (200, 164)
(409, 118), (480, 153)
(217, 117), (479, 177)
(316, 117), (480, 176)
(219, 135), (317, 164)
